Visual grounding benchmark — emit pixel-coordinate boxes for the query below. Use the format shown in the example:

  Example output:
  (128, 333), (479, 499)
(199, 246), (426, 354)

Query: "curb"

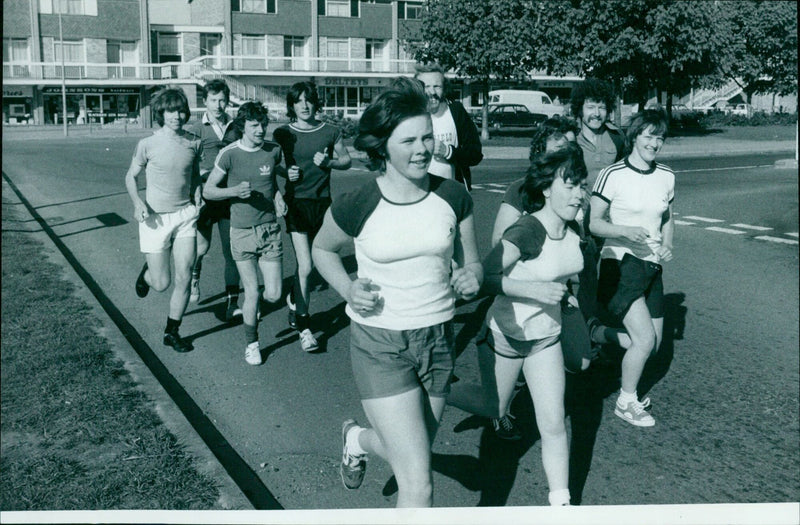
(774, 158), (799, 169)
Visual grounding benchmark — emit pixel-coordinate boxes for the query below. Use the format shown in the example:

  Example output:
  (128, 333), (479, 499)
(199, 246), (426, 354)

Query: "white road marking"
(754, 235), (799, 245)
(731, 223), (773, 231)
(675, 165), (772, 173)
(486, 189), (506, 194)
(683, 216), (725, 223)
(786, 232), (799, 238)
(705, 227), (747, 235)
(674, 220), (696, 226)
(485, 183), (507, 188)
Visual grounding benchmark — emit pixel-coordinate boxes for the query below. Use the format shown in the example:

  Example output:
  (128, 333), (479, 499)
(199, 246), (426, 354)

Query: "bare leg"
(169, 236), (196, 320)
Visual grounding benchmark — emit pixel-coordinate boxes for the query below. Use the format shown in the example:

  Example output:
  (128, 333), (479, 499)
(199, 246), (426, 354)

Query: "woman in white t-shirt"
(589, 109), (675, 428)
(479, 144), (588, 506)
(312, 78), (482, 508)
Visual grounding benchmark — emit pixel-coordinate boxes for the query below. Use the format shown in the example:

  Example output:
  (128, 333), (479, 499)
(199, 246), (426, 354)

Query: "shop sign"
(323, 78), (370, 87)
(42, 87), (139, 95)
(3, 86), (33, 98)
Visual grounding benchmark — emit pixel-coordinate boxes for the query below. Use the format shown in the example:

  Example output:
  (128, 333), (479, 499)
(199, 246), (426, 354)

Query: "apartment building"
(3, 0), (583, 127)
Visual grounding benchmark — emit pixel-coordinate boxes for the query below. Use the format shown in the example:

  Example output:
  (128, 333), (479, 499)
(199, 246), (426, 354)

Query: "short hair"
(202, 79), (230, 102)
(354, 77), (429, 171)
(233, 101), (270, 135)
(569, 78), (616, 119)
(521, 142), (587, 214)
(152, 87), (190, 127)
(626, 109), (669, 145)
(529, 116), (580, 161)
(414, 62), (446, 77)
(286, 81), (321, 121)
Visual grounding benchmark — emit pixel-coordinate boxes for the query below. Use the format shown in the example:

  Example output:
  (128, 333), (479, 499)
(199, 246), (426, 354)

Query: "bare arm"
(656, 203), (674, 262)
(125, 158), (149, 223)
(490, 203), (522, 247)
(450, 214), (483, 300)
(203, 166), (251, 201)
(481, 239), (567, 305)
(589, 195), (649, 243)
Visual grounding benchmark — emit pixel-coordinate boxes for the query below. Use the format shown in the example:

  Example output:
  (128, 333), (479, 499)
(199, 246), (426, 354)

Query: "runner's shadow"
(638, 292), (686, 398)
(452, 296), (493, 359)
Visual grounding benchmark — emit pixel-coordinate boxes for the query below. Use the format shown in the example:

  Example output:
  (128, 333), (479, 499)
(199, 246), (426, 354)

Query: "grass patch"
(0, 199), (221, 510)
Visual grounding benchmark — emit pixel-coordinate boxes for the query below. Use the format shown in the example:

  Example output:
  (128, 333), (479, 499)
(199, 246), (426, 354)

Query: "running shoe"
(163, 331), (193, 353)
(189, 275), (200, 303)
(299, 328), (319, 352)
(135, 263), (149, 298)
(340, 419), (367, 490)
(491, 413), (522, 441)
(286, 294), (297, 330)
(614, 397), (655, 427)
(244, 341), (262, 365)
(225, 298), (243, 322)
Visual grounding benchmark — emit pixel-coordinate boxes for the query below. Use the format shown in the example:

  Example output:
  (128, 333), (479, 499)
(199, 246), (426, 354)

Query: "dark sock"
(296, 314), (310, 331)
(226, 285), (240, 299)
(165, 317), (181, 333)
(243, 323), (258, 344)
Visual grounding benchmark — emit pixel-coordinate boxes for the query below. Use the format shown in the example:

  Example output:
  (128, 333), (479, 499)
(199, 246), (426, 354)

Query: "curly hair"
(286, 81), (321, 121)
(521, 142), (587, 214)
(569, 78), (616, 119)
(152, 87), (190, 127)
(233, 101), (270, 136)
(353, 77), (429, 172)
(529, 115), (581, 161)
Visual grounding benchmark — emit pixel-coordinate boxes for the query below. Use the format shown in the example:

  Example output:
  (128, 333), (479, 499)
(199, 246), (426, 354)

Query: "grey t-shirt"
(215, 140), (282, 228)
(132, 129), (202, 213)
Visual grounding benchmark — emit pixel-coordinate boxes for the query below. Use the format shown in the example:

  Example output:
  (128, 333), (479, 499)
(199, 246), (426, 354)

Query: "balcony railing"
(3, 56), (418, 82)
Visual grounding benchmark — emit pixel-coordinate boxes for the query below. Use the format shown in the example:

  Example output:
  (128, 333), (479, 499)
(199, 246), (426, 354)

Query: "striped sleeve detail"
(330, 180), (382, 237)
(591, 160), (626, 202)
(657, 163), (676, 204)
(214, 141), (239, 172)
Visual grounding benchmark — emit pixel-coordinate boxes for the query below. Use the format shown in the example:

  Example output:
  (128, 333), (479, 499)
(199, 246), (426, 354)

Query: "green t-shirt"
(215, 140), (282, 228)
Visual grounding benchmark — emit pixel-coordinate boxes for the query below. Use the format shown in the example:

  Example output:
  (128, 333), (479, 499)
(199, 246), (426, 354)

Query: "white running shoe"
(299, 329), (319, 352)
(244, 341), (262, 365)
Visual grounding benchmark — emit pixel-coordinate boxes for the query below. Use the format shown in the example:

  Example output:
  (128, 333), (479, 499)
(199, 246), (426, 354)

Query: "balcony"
(2, 56), (418, 84)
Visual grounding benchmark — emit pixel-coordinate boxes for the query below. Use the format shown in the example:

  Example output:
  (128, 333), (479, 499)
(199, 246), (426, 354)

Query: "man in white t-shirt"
(414, 63), (483, 190)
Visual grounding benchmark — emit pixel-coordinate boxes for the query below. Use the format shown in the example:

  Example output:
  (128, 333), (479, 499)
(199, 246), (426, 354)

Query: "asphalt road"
(2, 139), (798, 510)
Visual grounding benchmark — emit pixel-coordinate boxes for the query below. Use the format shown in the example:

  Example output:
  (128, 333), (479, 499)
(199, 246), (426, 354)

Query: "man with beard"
(414, 63), (483, 191)
(569, 79), (625, 323)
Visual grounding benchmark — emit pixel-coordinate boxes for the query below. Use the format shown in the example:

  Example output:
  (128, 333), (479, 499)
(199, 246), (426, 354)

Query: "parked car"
(730, 103), (751, 116)
(488, 90), (565, 118)
(474, 103), (547, 129)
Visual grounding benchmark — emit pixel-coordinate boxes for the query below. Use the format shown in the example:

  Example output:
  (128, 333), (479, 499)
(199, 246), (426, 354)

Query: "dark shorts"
(284, 197), (331, 238)
(349, 321), (455, 400)
(597, 253), (665, 320)
(197, 200), (230, 231)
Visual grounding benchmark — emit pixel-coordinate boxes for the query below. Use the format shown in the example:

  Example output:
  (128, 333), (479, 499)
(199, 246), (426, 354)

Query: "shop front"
(3, 86), (34, 125)
(318, 77), (395, 117)
(41, 86), (141, 125)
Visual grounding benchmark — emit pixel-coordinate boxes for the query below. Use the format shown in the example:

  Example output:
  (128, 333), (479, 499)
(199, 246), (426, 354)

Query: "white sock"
(548, 488), (570, 506)
(618, 389), (638, 404)
(346, 425), (367, 456)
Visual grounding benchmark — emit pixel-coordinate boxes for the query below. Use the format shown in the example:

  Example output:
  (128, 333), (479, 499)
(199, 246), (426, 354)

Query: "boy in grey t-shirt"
(204, 102), (287, 365)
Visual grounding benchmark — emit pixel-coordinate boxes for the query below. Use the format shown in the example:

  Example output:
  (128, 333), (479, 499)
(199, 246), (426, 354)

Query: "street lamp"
(58, 0), (68, 136)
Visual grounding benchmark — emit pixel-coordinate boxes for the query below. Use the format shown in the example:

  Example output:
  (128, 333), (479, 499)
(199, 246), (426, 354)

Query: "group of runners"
(126, 67), (674, 507)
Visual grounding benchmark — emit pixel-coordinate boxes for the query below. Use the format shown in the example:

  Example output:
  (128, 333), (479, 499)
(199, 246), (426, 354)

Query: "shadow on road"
(432, 292), (687, 506)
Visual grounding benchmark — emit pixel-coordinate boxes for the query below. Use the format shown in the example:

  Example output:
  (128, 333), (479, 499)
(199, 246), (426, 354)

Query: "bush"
(698, 110), (798, 127)
(318, 113), (359, 138)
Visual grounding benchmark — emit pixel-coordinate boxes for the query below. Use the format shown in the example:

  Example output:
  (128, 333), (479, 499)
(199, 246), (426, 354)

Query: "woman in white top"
(312, 78), (482, 507)
(589, 109), (675, 428)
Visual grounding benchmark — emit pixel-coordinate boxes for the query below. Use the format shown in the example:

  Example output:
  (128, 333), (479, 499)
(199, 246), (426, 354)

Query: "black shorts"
(284, 197), (331, 238)
(597, 253), (665, 320)
(197, 200), (230, 231)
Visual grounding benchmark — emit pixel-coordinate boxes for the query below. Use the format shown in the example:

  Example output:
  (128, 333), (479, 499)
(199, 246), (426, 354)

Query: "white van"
(488, 90), (564, 118)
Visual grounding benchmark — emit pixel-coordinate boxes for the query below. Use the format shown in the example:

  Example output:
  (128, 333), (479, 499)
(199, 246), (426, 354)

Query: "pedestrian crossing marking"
(731, 224), (772, 231)
(674, 220), (696, 226)
(485, 183), (507, 188)
(754, 235), (799, 245)
(683, 216), (725, 223)
(705, 227), (747, 235)
(786, 232), (799, 238)
(486, 189), (505, 194)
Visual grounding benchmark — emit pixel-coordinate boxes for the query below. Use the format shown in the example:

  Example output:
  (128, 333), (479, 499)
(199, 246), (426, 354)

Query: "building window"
(157, 33), (181, 62)
(322, 0), (358, 17)
(3, 38), (31, 78)
(41, 0), (97, 15)
(53, 39), (85, 78)
(284, 36), (306, 71)
(107, 40), (137, 78)
(365, 39), (386, 72)
(240, 35), (266, 69)
(200, 33), (223, 67)
(235, 0), (276, 14)
(398, 1), (422, 19)
(325, 38), (349, 72)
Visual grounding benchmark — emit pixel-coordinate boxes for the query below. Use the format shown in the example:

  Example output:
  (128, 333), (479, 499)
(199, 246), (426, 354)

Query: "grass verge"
(0, 197), (221, 510)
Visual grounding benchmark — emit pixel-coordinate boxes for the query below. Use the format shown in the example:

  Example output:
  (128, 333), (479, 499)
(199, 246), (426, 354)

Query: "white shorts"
(139, 204), (199, 253)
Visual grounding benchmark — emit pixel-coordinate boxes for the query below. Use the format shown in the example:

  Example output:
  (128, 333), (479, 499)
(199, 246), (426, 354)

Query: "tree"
(541, 0), (728, 121)
(717, 0), (798, 104)
(411, 0), (541, 139)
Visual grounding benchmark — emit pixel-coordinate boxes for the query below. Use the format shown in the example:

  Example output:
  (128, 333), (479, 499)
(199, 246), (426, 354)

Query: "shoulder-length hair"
(286, 81), (321, 121)
(152, 87), (190, 127)
(522, 142), (587, 214)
